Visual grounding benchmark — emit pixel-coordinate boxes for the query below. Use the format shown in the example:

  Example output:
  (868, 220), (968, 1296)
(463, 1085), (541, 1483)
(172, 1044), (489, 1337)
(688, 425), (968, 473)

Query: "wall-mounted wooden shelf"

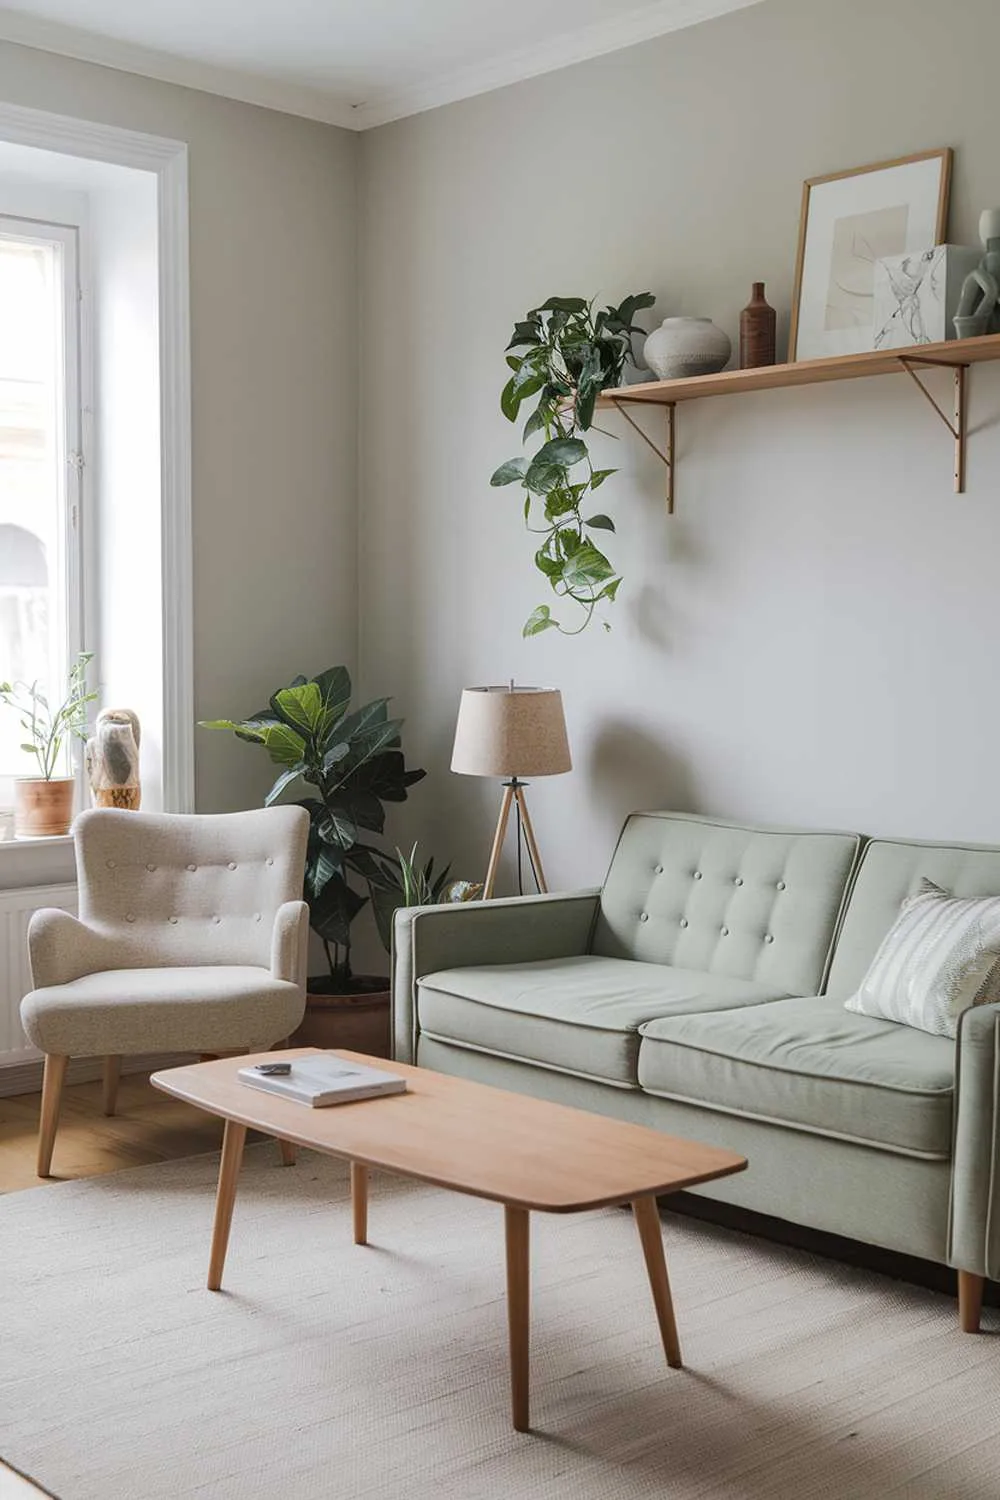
(597, 331), (1000, 511)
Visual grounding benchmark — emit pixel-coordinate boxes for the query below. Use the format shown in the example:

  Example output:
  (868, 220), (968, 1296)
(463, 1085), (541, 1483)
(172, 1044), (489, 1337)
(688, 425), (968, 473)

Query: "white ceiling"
(0, 0), (761, 129)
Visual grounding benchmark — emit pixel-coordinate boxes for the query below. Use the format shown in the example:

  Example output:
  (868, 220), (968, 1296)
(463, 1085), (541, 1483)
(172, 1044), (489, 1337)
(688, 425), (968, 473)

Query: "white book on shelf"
(237, 1054), (407, 1108)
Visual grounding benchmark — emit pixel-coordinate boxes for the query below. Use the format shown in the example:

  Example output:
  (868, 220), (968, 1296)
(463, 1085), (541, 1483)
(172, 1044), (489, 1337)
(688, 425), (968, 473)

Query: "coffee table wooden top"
(152, 1049), (745, 1212)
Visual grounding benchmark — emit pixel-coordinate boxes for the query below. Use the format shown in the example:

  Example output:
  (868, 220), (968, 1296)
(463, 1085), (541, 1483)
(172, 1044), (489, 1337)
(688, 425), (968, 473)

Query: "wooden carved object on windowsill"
(86, 707), (141, 811)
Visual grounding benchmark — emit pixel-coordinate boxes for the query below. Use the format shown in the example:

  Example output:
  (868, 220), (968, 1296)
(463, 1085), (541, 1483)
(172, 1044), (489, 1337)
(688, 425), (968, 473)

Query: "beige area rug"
(2, 1146), (1000, 1500)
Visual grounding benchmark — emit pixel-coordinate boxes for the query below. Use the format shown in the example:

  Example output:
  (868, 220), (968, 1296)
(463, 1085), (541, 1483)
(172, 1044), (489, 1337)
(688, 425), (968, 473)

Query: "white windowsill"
(0, 835), (73, 849)
(0, 832), (76, 892)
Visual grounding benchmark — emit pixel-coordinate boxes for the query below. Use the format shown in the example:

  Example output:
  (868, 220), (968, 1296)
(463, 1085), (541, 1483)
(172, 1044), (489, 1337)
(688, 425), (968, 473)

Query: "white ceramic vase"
(642, 317), (732, 380)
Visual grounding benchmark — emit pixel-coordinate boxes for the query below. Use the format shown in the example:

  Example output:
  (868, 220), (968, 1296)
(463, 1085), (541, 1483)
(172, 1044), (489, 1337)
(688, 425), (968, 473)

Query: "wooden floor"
(0, 1072), (224, 1195)
(1, 1073), (225, 1496)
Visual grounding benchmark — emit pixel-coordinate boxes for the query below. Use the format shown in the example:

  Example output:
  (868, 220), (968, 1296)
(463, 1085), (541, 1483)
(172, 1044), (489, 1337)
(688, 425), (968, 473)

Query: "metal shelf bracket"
(608, 396), (676, 514)
(897, 355), (969, 493)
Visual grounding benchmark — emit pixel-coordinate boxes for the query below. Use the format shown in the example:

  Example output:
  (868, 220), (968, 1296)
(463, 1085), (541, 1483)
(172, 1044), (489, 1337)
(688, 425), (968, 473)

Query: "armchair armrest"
(271, 900), (310, 988)
(27, 908), (113, 990)
(949, 1001), (1000, 1278)
(391, 888), (600, 1063)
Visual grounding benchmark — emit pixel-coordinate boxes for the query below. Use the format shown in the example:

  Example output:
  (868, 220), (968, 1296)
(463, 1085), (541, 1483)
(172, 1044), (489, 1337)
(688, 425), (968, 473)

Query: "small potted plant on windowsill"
(0, 653), (97, 838)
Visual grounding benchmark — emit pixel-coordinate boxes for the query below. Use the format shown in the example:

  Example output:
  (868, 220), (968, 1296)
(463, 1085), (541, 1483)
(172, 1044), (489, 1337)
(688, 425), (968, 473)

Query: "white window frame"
(0, 104), (191, 870)
(0, 213), (88, 802)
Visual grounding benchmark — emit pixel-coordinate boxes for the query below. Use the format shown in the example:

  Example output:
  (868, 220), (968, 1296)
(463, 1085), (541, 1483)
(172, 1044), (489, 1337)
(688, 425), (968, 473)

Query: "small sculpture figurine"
(86, 708), (141, 811)
(954, 209), (1000, 338)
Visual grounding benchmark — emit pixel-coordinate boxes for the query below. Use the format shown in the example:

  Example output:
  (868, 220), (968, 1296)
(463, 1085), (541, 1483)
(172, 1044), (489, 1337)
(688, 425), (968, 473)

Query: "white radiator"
(0, 883), (194, 1098)
(0, 882), (77, 1068)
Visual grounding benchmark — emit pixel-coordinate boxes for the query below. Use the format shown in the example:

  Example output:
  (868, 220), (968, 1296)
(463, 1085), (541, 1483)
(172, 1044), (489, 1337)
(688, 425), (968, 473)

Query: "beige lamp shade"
(451, 686), (571, 778)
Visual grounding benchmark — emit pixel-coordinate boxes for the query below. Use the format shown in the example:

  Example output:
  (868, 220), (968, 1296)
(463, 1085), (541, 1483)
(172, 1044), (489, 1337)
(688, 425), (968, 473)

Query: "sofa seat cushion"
(637, 995), (954, 1157)
(416, 955), (790, 1087)
(21, 966), (304, 1057)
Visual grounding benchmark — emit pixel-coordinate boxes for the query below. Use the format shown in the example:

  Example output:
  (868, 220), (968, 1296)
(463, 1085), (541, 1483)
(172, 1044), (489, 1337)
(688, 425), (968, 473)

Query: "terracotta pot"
(14, 777), (75, 839)
(291, 974), (391, 1058)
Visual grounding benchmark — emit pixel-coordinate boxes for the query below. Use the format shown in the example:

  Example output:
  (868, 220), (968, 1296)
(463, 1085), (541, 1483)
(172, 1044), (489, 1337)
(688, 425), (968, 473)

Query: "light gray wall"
(0, 39), (359, 815)
(359, 0), (1000, 896)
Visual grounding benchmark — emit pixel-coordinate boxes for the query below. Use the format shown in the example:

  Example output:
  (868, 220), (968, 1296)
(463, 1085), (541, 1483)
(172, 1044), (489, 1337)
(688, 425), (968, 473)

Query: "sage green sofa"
(393, 811), (1000, 1330)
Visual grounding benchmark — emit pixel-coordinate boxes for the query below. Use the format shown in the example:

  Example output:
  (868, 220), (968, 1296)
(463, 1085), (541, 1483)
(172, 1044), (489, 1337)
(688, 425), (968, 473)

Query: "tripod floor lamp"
(451, 685), (571, 900)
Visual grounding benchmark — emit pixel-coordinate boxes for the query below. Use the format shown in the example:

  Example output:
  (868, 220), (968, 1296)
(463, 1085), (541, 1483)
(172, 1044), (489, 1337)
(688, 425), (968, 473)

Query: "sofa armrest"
(949, 1001), (1000, 1277)
(391, 889), (600, 1063)
(271, 900), (310, 989)
(26, 909), (112, 990)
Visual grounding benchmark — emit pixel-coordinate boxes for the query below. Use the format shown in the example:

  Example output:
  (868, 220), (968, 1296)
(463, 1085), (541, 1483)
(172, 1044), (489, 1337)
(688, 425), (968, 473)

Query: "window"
(0, 217), (83, 787)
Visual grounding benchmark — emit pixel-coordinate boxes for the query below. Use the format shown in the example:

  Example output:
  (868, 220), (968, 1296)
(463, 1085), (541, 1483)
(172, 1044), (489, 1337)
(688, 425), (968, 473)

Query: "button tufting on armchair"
(21, 805), (310, 1177)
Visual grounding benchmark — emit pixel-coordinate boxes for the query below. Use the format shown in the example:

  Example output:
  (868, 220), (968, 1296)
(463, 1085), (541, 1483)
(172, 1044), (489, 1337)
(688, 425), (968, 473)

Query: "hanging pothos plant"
(490, 292), (654, 637)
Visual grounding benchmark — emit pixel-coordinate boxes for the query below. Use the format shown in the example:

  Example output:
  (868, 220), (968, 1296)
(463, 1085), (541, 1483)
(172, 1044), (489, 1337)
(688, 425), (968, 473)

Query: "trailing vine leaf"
(494, 290), (654, 636)
(523, 605), (559, 636)
(491, 457), (529, 486)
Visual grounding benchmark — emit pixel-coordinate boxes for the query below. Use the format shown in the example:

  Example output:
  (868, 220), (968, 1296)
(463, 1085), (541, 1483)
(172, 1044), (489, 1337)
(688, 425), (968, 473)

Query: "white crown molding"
(0, 100), (196, 813)
(352, 0), (764, 129)
(0, 0), (762, 133)
(0, 6), (360, 129)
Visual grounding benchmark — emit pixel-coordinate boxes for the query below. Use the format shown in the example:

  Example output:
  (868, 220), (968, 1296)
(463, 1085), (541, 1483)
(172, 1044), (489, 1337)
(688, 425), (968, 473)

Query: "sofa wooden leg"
(958, 1271), (984, 1333)
(37, 1054), (68, 1177)
(102, 1055), (122, 1117)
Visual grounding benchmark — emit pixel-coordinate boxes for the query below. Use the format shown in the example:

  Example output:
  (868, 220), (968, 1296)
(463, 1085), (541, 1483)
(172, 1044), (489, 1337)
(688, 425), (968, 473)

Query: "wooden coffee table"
(152, 1049), (745, 1431)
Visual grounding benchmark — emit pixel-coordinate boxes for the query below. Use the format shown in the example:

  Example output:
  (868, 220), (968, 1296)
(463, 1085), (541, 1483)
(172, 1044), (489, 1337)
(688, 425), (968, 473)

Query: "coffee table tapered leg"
(632, 1194), (682, 1369)
(505, 1205), (530, 1432)
(207, 1120), (247, 1291)
(351, 1161), (368, 1245)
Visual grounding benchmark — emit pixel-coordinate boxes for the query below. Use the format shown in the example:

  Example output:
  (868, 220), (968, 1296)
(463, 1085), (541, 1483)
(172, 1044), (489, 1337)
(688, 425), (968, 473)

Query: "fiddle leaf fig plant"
(491, 292), (654, 637)
(201, 665), (425, 986)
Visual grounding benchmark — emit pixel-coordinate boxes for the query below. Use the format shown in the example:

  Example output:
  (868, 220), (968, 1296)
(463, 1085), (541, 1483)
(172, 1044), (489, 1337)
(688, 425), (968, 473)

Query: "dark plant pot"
(291, 974), (392, 1059)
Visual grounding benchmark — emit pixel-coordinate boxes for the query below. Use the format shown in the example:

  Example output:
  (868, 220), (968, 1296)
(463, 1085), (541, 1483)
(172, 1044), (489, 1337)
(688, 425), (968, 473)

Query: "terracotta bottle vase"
(739, 283), (776, 369)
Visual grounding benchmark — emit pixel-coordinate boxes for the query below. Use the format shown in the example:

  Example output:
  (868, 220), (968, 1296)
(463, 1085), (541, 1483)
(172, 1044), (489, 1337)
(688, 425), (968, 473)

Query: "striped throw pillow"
(844, 878), (1000, 1037)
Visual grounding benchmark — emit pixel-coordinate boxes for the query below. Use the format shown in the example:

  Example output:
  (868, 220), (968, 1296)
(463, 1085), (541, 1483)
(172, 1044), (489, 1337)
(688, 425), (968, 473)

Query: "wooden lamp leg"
(513, 784), (548, 894)
(37, 1054), (68, 1177)
(102, 1054), (122, 1117)
(483, 783), (516, 900)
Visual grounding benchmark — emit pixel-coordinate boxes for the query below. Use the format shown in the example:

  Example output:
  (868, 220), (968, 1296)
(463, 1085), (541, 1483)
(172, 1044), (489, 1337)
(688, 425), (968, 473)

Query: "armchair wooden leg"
(102, 1055), (122, 1117)
(37, 1054), (68, 1177)
(959, 1270), (984, 1333)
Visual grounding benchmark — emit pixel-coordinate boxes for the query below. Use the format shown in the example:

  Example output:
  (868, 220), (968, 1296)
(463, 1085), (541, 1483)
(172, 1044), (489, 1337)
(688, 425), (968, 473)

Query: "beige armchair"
(21, 805), (310, 1176)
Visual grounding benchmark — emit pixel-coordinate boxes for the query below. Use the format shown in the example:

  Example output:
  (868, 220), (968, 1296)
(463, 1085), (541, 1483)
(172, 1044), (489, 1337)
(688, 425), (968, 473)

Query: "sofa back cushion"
(591, 812), (861, 995)
(827, 837), (1000, 999)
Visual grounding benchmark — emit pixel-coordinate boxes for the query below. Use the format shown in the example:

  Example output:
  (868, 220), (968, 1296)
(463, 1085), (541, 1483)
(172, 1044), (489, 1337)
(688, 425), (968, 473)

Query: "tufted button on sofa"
(393, 810), (1000, 1331)
(21, 805), (310, 1178)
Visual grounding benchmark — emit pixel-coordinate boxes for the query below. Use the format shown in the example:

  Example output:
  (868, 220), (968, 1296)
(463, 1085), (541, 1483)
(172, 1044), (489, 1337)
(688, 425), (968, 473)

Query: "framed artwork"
(789, 148), (952, 362)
